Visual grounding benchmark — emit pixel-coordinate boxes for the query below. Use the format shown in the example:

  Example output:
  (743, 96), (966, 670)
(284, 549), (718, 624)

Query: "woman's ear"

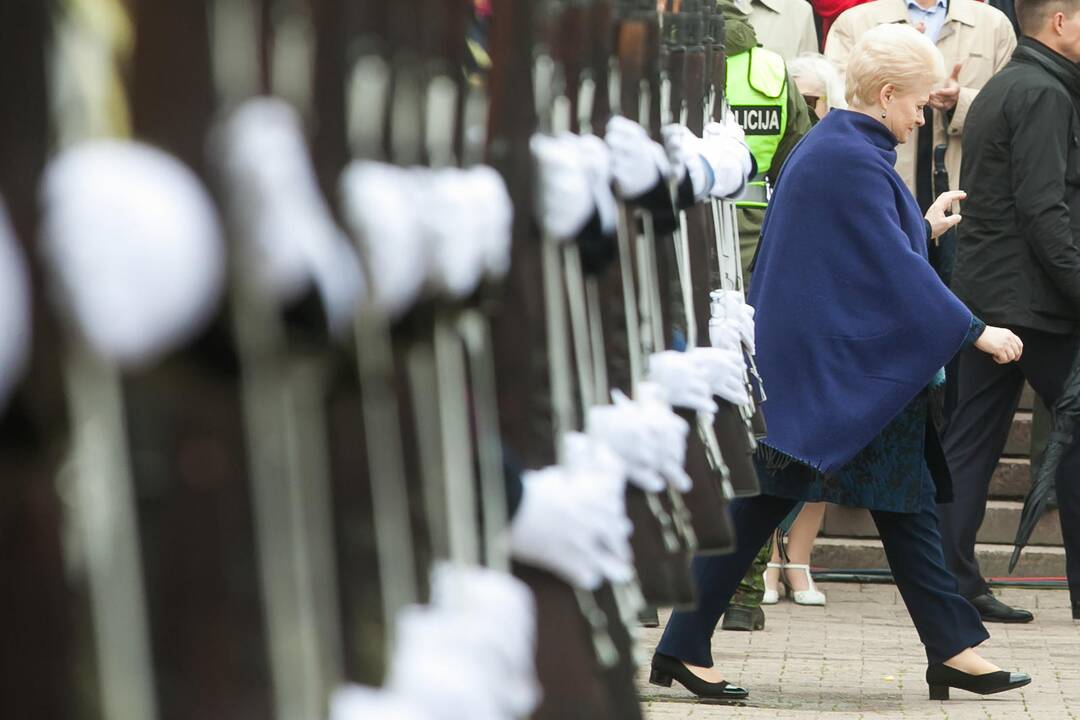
(879, 83), (896, 107)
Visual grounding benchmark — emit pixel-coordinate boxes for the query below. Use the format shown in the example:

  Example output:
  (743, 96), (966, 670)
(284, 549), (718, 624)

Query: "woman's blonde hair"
(789, 53), (848, 110)
(844, 24), (945, 107)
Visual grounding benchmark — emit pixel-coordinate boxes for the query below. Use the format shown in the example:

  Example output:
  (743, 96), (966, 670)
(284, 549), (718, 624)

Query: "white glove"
(661, 123), (710, 201)
(428, 563), (541, 719)
(605, 116), (670, 200)
(718, 290), (756, 354)
(708, 313), (742, 352)
(646, 350), (718, 414)
(510, 464), (635, 589)
(414, 168), (488, 300)
(701, 118), (755, 199)
(330, 685), (426, 720)
(586, 403), (666, 493)
(340, 161), (429, 319)
(628, 384), (693, 494)
(216, 98), (366, 337)
(0, 200), (29, 411)
(40, 140), (226, 368)
(574, 133), (619, 236)
(462, 165), (514, 279)
(388, 606), (510, 720)
(686, 347), (751, 407)
(530, 133), (595, 240)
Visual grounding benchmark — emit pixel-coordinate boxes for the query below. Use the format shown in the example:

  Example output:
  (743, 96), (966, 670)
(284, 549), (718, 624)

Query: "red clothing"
(812, 0), (873, 47)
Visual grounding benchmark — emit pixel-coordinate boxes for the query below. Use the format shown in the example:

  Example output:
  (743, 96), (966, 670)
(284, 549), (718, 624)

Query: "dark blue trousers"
(656, 493), (989, 667)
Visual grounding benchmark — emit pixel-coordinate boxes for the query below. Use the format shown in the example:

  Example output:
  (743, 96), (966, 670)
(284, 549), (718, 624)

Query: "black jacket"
(952, 38), (1080, 334)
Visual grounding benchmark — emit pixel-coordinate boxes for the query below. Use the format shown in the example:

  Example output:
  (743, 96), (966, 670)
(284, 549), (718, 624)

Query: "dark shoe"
(649, 653), (749, 703)
(1072, 601), (1079, 620)
(639, 607), (660, 628)
(926, 663), (1031, 700)
(968, 592), (1034, 624)
(720, 605), (765, 631)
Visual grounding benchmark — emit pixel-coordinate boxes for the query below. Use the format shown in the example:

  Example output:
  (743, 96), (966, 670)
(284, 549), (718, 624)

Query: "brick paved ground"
(637, 583), (1080, 719)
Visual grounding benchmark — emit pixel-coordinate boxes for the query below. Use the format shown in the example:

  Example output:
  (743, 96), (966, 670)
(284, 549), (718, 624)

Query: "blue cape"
(748, 110), (973, 474)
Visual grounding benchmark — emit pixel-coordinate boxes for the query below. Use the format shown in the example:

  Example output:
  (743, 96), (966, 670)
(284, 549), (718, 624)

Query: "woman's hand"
(975, 326), (1023, 364)
(925, 190), (967, 240)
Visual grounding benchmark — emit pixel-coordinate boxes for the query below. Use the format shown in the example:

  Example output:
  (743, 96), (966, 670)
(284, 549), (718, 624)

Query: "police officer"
(720, 0), (811, 282)
(717, 0), (812, 632)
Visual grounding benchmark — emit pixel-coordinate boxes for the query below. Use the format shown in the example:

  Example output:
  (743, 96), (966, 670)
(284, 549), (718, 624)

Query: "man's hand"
(929, 63), (962, 112)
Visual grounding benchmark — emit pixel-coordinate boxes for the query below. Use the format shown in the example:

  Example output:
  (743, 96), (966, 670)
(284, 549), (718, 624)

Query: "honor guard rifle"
(487, 3), (643, 718)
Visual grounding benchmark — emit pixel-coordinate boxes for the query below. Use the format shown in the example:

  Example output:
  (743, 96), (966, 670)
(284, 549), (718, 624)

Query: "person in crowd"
(731, 0), (818, 61)
(811, 0), (874, 47)
(712, 1), (812, 632)
(940, 0), (1080, 625)
(825, 0), (1016, 217)
(650, 24), (1032, 703)
(730, 53), (846, 621)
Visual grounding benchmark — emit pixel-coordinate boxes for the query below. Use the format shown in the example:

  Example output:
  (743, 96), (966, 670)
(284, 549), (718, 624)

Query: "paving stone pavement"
(636, 583), (1080, 719)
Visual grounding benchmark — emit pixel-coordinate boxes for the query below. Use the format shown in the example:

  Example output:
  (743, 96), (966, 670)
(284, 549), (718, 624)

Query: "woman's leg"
(656, 493), (798, 668)
(869, 498), (990, 665)
(781, 502), (827, 592)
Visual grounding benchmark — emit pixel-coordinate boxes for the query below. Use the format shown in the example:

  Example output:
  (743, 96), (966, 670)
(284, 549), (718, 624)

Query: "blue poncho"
(748, 109), (973, 474)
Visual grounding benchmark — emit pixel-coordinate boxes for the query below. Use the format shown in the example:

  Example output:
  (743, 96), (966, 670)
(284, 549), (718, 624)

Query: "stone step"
(822, 500), (1061, 546)
(812, 537), (1066, 578)
(1020, 383), (1035, 411)
(991, 457), (1031, 499)
(1004, 410), (1032, 456)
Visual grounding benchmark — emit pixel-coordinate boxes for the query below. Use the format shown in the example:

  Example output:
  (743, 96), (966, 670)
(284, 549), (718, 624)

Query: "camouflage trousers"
(729, 538), (773, 609)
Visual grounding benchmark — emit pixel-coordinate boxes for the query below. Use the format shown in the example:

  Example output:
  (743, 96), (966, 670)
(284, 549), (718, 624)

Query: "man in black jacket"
(941, 0), (1080, 624)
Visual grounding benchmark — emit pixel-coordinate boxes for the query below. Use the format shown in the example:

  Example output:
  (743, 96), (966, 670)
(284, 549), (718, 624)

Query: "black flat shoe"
(925, 663), (1031, 700)
(649, 653), (749, 703)
(639, 607), (660, 628)
(721, 605), (765, 631)
(968, 592), (1034, 624)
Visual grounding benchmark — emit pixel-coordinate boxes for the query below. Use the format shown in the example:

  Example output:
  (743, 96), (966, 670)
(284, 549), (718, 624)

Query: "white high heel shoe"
(762, 562), (782, 605)
(783, 563), (826, 606)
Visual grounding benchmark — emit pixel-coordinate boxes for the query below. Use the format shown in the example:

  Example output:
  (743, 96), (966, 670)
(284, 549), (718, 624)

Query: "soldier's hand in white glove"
(388, 606), (513, 720)
(629, 384), (693, 493)
(330, 686), (426, 720)
(586, 402), (667, 493)
(718, 290), (756, 354)
(428, 564), (541, 719)
(573, 133), (619, 236)
(40, 140), (227, 368)
(686, 347), (751, 407)
(606, 116), (671, 201)
(530, 133), (595, 241)
(661, 124), (711, 202)
(462, 165), (514, 280)
(646, 350), (718, 415)
(701, 118), (755, 199)
(510, 465), (635, 590)
(414, 168), (489, 300)
(340, 161), (429, 319)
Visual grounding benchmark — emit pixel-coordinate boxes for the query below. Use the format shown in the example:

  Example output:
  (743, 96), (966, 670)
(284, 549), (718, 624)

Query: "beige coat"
(742, 0), (819, 61)
(825, 0), (1016, 195)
